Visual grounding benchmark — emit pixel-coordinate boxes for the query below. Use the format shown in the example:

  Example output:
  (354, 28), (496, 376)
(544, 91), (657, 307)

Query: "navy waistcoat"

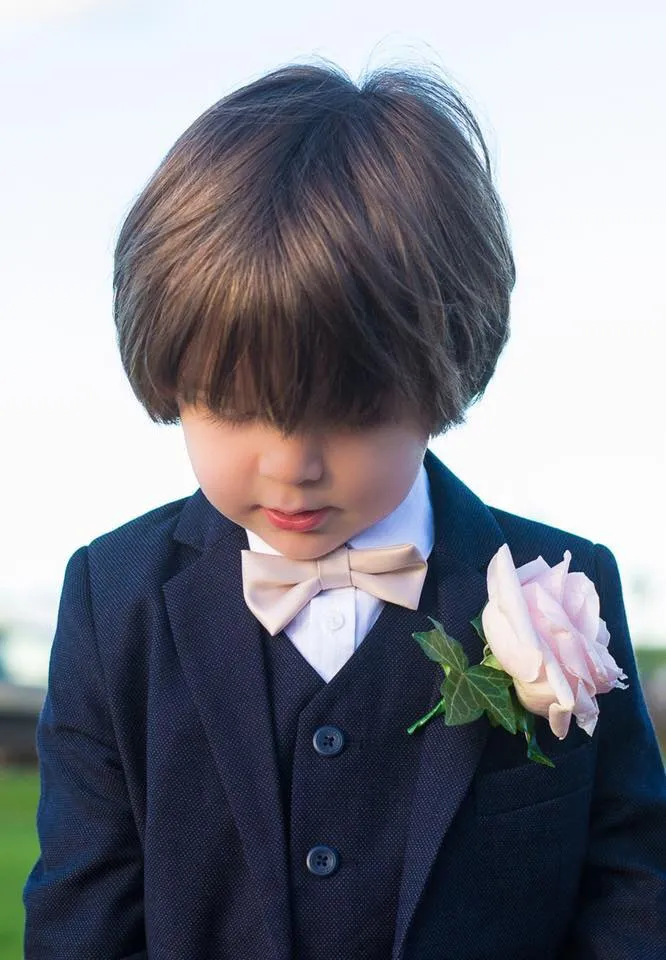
(262, 559), (440, 960)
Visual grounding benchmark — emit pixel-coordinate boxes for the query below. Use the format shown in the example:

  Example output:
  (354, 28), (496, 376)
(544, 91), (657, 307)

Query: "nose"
(257, 433), (324, 485)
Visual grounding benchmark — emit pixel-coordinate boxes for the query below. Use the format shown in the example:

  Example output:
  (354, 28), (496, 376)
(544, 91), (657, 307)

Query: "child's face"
(179, 404), (429, 560)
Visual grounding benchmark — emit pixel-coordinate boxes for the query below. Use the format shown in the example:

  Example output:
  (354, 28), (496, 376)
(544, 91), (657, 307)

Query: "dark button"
(313, 725), (345, 757)
(306, 845), (340, 876)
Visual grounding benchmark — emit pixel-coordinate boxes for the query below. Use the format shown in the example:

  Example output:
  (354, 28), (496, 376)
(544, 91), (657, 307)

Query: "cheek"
(344, 440), (425, 510)
(183, 433), (212, 488)
(183, 433), (248, 506)
(194, 461), (253, 517)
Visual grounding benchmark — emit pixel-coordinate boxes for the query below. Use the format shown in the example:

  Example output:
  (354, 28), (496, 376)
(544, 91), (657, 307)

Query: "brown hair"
(113, 60), (515, 437)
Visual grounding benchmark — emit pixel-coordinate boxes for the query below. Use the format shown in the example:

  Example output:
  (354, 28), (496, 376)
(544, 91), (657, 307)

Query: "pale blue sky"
(1, 0), (664, 647)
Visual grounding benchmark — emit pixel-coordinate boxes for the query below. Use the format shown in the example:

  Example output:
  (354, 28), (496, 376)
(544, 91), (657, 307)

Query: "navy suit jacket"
(24, 451), (666, 959)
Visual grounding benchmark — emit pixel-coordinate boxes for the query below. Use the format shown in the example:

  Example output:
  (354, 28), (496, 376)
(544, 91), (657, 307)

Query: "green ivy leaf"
(464, 664), (517, 734)
(513, 695), (555, 768)
(470, 613), (486, 642)
(480, 650), (505, 672)
(441, 670), (485, 726)
(412, 629), (450, 663)
(526, 738), (555, 767)
(413, 620), (469, 674)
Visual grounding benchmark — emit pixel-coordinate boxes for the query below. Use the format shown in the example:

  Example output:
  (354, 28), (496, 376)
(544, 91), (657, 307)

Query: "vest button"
(306, 845), (340, 876)
(313, 725), (345, 756)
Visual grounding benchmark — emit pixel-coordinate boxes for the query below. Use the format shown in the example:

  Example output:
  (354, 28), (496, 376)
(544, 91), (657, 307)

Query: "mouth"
(262, 507), (331, 532)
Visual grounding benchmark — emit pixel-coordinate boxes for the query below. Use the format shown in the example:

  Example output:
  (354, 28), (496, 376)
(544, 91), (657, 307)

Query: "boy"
(24, 61), (666, 959)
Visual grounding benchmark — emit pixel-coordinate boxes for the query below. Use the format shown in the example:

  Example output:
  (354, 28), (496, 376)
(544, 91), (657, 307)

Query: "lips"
(262, 507), (331, 532)
(267, 507), (323, 516)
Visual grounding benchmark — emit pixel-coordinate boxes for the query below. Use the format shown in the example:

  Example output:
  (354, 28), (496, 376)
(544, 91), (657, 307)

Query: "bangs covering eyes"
(114, 62), (514, 437)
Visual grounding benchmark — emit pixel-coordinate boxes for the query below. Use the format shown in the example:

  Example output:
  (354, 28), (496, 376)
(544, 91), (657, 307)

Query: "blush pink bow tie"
(241, 543), (428, 636)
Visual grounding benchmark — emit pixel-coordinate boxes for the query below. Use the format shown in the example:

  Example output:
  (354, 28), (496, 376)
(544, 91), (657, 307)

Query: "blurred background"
(1, 0), (665, 954)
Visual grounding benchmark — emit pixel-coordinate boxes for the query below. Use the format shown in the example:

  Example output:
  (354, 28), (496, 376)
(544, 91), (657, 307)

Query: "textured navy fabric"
(262, 557), (441, 959)
(23, 450), (666, 959)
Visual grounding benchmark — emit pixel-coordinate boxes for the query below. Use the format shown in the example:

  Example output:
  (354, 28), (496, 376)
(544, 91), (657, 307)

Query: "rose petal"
(513, 646), (575, 735)
(574, 637), (610, 691)
(523, 582), (596, 688)
(593, 645), (628, 693)
(548, 702), (573, 739)
(516, 556), (551, 585)
(482, 601), (543, 682)
(563, 572), (600, 643)
(542, 645), (576, 712)
(572, 678), (600, 735)
(535, 551), (571, 605)
(514, 675), (557, 718)
(485, 545), (543, 681)
(595, 617), (611, 648)
(577, 714), (598, 736)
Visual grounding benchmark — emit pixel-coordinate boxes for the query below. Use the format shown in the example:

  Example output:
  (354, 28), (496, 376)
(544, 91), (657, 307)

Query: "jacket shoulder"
(85, 494), (195, 595)
(89, 494), (191, 551)
(488, 504), (597, 572)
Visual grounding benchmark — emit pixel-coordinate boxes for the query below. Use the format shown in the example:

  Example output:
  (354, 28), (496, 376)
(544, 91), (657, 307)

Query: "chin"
(272, 531), (346, 561)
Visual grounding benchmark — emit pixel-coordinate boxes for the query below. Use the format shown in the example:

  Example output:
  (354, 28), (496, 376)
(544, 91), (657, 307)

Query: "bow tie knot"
(241, 542), (428, 636)
(316, 549), (354, 591)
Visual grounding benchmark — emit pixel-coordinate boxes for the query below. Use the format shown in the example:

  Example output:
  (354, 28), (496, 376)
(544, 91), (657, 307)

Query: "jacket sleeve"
(23, 547), (146, 960)
(558, 542), (666, 959)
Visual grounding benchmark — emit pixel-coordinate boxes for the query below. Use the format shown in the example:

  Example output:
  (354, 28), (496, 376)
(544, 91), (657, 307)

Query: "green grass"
(0, 768), (40, 959)
(635, 646), (666, 675)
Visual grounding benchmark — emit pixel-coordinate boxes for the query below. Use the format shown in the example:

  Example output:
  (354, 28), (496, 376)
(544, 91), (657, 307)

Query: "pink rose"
(481, 543), (628, 740)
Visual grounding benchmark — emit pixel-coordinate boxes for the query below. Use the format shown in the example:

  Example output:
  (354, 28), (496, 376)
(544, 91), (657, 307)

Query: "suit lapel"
(162, 495), (292, 960)
(391, 451), (507, 960)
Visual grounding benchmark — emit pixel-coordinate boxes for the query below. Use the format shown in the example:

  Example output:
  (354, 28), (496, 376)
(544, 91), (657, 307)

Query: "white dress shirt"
(245, 463), (435, 682)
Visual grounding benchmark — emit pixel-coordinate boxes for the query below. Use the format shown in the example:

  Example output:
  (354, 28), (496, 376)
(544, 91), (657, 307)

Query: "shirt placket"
(309, 586), (356, 682)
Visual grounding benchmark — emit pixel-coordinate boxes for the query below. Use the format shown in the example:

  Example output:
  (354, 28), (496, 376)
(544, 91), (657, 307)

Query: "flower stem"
(407, 698), (446, 735)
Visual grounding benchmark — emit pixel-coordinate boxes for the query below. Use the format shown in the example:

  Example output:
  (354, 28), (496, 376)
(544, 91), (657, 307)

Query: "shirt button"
(312, 725), (345, 757)
(326, 609), (345, 631)
(306, 845), (340, 876)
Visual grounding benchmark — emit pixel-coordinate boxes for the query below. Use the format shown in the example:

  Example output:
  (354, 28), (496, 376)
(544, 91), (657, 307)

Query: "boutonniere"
(408, 543), (629, 766)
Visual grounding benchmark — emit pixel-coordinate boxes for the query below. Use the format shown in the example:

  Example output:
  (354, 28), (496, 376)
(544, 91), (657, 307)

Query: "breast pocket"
(475, 740), (595, 815)
(473, 743), (595, 922)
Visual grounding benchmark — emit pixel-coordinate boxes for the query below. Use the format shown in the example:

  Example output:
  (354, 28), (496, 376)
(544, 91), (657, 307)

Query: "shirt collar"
(245, 461), (434, 560)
